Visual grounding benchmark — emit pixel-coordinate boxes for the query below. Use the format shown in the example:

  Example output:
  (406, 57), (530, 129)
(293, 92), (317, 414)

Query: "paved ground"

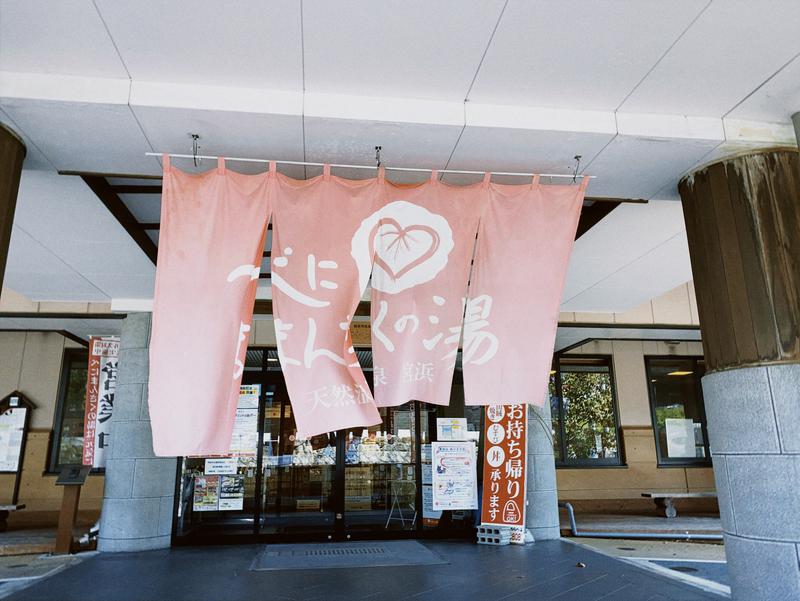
(570, 537), (729, 597)
(1, 539), (726, 601)
(0, 553), (90, 599)
(561, 513), (722, 534)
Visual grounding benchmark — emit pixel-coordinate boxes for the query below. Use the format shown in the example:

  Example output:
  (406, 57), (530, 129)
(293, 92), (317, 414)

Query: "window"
(50, 348), (89, 471)
(550, 356), (622, 466)
(646, 357), (710, 466)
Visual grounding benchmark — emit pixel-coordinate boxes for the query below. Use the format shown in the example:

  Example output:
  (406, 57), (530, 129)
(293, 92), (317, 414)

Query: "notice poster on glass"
(422, 485), (442, 520)
(193, 475), (220, 511)
(431, 441), (478, 510)
(204, 457), (238, 475)
(82, 336), (120, 468)
(219, 474), (245, 511)
(0, 405), (26, 472)
(229, 384), (260, 456)
(436, 417), (467, 441)
(665, 418), (696, 458)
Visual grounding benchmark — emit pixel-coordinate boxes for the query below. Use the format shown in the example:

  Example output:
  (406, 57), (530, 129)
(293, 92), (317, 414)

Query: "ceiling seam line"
(11, 224), (110, 300)
(562, 231), (684, 305)
(462, 0), (508, 102)
(615, 0), (713, 112)
(127, 105), (156, 155)
(581, 129), (618, 172)
(442, 100), (468, 173)
(300, 0), (308, 180)
(91, 0), (133, 80)
(723, 49), (800, 118)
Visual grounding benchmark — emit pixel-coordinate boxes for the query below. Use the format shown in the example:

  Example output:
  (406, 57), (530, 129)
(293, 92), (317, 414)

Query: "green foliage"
(560, 371), (617, 460)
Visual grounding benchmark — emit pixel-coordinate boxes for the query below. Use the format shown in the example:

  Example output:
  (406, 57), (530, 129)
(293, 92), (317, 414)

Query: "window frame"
(645, 355), (711, 468)
(551, 353), (624, 468)
(48, 347), (102, 474)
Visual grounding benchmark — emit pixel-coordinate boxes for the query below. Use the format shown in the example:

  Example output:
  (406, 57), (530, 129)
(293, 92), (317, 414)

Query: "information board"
(0, 405), (26, 472)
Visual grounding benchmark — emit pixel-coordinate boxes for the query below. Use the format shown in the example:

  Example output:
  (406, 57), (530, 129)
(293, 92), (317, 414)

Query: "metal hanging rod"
(145, 152), (596, 180)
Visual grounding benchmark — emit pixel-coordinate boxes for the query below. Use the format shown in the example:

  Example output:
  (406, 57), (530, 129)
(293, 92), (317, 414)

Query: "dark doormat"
(250, 540), (448, 571)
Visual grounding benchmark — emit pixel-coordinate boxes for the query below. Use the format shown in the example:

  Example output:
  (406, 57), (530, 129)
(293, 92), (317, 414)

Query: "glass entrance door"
(259, 371), (339, 538)
(341, 403), (419, 538)
(173, 347), (480, 543)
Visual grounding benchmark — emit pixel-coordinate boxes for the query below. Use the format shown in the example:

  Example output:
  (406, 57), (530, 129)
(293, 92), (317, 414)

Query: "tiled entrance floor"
(4, 539), (725, 601)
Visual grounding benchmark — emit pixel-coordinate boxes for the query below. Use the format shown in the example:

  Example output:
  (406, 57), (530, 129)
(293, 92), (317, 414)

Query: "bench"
(0, 504), (25, 532)
(642, 492), (717, 518)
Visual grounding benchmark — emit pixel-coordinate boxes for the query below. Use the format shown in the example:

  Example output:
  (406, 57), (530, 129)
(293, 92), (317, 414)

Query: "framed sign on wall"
(0, 391), (35, 505)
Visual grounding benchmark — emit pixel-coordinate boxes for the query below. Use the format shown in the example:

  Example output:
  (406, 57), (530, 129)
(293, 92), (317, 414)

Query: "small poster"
(481, 404), (527, 544)
(219, 475), (245, 511)
(665, 418), (696, 458)
(421, 443), (432, 462)
(422, 462), (433, 485)
(82, 336), (120, 468)
(431, 441), (478, 510)
(0, 405), (26, 472)
(436, 417), (467, 441)
(205, 457), (238, 475)
(193, 475), (220, 511)
(229, 384), (260, 456)
(422, 485), (442, 520)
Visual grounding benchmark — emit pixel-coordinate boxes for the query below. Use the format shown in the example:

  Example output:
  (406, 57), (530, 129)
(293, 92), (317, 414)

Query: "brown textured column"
(0, 123), (26, 292)
(679, 149), (800, 601)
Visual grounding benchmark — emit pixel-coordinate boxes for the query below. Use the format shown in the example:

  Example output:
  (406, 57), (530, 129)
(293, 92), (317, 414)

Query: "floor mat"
(250, 540), (448, 571)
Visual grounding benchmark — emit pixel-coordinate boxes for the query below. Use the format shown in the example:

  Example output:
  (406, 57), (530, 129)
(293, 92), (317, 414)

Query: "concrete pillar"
(98, 313), (176, 552)
(679, 149), (800, 600)
(526, 400), (559, 541)
(0, 123), (26, 291)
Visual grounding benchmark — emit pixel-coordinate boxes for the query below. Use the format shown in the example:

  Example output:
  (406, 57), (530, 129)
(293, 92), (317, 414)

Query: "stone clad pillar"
(98, 313), (176, 552)
(679, 148), (800, 600)
(0, 123), (26, 292)
(526, 401), (559, 540)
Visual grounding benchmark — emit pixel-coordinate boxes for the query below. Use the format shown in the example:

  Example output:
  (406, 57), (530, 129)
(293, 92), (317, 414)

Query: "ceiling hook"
(191, 134), (201, 167)
(572, 155), (582, 184)
(375, 145), (382, 168)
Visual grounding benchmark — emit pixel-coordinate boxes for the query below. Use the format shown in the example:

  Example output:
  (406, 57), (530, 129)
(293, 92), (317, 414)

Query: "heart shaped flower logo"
(352, 201), (454, 293)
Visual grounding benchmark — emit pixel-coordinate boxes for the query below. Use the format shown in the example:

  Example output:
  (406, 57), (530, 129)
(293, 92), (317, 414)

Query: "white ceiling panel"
(468, 0), (707, 110)
(302, 0), (505, 101)
(94, 0), (303, 90)
(130, 106), (304, 176)
(620, 0), (800, 117)
(727, 54), (800, 123)
(8, 171), (155, 300)
(0, 99), (160, 174)
(448, 126), (614, 176)
(0, 0), (127, 78)
(82, 273), (154, 299)
(304, 116), (463, 181)
(562, 201), (687, 311)
(120, 194), (162, 224)
(562, 231), (692, 312)
(583, 135), (721, 199)
(4, 227), (107, 301)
